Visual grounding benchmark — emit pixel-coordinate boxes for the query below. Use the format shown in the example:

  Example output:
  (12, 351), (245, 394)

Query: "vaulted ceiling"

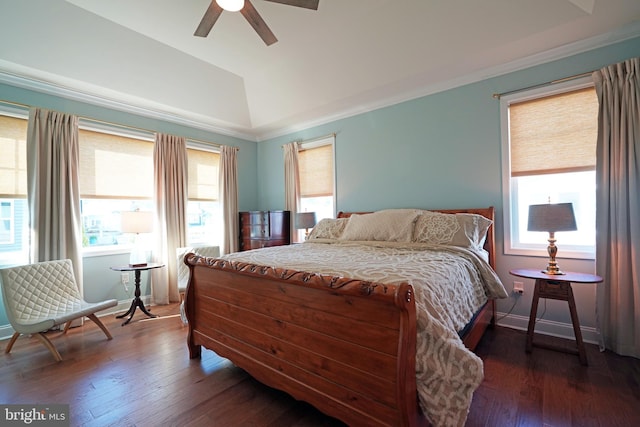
(0, 0), (639, 141)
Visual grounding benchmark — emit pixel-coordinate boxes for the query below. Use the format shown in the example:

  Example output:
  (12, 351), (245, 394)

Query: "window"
(298, 135), (336, 234)
(77, 125), (225, 251)
(79, 123), (154, 251)
(0, 109), (29, 267)
(186, 145), (222, 246)
(501, 77), (598, 258)
(0, 110), (224, 258)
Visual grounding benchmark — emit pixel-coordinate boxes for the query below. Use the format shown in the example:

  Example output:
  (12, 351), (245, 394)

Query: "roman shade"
(509, 87), (598, 176)
(187, 147), (220, 201)
(0, 115), (27, 197)
(78, 129), (153, 199)
(298, 143), (333, 197)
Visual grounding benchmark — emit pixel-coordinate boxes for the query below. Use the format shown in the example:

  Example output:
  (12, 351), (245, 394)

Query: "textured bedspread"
(221, 241), (508, 427)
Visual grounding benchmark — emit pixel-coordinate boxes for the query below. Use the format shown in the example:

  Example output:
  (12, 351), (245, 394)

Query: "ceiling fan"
(194, 0), (319, 46)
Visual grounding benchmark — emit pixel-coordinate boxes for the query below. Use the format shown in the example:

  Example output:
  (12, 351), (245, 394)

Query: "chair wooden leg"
(34, 332), (63, 362)
(63, 321), (73, 334)
(87, 313), (113, 340)
(4, 332), (20, 354)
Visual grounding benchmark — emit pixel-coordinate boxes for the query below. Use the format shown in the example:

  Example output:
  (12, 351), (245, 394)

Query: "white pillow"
(307, 218), (349, 240)
(413, 211), (492, 250)
(340, 209), (420, 242)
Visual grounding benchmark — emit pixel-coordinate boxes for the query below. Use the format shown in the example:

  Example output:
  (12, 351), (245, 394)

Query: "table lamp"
(527, 202), (577, 275)
(121, 210), (153, 267)
(295, 212), (317, 240)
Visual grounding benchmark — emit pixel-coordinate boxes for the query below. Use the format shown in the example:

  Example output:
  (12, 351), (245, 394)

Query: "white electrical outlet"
(121, 272), (129, 285)
(513, 281), (524, 294)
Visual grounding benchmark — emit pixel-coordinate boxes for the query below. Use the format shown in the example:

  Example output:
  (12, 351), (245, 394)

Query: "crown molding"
(0, 66), (258, 142)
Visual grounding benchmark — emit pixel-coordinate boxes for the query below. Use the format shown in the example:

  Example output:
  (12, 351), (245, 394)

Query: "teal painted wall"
(259, 37), (640, 214)
(257, 36), (640, 339)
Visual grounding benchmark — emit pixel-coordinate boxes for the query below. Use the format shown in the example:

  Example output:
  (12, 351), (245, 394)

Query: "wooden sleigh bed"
(184, 207), (505, 427)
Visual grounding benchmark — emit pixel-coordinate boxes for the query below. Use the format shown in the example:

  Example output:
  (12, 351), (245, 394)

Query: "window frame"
(0, 104), (29, 266)
(500, 76), (596, 260)
(78, 119), (155, 257)
(185, 140), (222, 246)
(298, 135), (336, 218)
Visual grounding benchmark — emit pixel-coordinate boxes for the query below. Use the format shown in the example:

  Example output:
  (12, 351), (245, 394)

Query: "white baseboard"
(0, 296), (152, 341)
(496, 311), (600, 345)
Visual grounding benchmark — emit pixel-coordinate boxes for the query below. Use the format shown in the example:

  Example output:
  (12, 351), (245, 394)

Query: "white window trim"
(78, 118), (154, 141)
(187, 139), (221, 153)
(500, 75), (596, 260)
(0, 102), (28, 119)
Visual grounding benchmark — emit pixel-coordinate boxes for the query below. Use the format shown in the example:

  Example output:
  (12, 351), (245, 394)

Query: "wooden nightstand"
(509, 268), (603, 365)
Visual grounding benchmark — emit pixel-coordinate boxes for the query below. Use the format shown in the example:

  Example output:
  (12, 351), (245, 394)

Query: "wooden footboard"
(184, 207), (498, 426)
(184, 255), (423, 427)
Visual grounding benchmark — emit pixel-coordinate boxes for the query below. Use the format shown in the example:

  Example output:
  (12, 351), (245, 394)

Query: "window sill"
(82, 246), (132, 258)
(505, 246), (595, 261)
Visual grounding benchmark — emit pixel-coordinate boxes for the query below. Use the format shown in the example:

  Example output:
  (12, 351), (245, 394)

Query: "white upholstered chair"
(176, 246), (220, 323)
(0, 259), (117, 361)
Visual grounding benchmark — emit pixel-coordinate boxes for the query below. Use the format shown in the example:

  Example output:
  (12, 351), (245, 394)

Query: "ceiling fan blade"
(240, 0), (278, 46)
(194, 1), (224, 37)
(263, 0), (319, 10)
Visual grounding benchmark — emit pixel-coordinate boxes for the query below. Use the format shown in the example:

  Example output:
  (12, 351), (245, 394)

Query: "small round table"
(509, 268), (602, 366)
(110, 263), (164, 325)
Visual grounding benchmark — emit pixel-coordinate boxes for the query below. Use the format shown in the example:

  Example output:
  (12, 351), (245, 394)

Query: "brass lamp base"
(543, 232), (565, 275)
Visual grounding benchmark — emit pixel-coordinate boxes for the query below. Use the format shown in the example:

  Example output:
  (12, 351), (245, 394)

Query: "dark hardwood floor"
(1, 303), (639, 426)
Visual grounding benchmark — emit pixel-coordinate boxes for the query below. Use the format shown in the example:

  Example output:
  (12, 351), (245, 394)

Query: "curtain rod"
(282, 132), (336, 148)
(1, 98), (236, 151)
(77, 117), (233, 150)
(0, 99), (29, 109)
(492, 71), (595, 99)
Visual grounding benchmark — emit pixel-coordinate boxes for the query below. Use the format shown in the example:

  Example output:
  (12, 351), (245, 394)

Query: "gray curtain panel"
(152, 133), (188, 304)
(593, 57), (640, 358)
(219, 145), (239, 255)
(283, 141), (301, 242)
(26, 108), (83, 293)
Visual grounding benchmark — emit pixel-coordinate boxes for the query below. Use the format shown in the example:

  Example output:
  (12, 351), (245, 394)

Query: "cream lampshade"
(121, 211), (153, 267)
(527, 202), (577, 275)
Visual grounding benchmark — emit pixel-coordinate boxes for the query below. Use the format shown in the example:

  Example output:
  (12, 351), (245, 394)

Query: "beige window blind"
(509, 87), (598, 176)
(0, 115), (28, 198)
(79, 129), (154, 199)
(187, 148), (220, 201)
(299, 144), (334, 197)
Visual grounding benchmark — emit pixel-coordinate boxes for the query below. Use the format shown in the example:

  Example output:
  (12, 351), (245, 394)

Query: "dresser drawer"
(238, 210), (291, 251)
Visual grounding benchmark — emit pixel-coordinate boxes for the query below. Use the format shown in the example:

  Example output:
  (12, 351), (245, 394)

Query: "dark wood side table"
(110, 263), (164, 326)
(509, 268), (602, 366)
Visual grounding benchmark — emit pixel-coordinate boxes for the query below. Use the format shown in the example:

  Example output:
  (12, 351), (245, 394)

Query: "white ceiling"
(0, 0), (639, 141)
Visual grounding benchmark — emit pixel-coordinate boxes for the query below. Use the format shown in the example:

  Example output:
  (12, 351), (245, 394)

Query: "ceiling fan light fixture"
(216, 0), (245, 12)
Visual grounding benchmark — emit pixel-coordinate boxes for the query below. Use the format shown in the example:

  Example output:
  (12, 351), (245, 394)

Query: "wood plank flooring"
(1, 303), (639, 426)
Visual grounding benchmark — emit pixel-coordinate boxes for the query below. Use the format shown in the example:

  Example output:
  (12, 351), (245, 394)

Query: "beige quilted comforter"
(222, 240), (508, 427)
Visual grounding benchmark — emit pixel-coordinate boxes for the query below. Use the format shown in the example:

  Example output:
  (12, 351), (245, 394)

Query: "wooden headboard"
(337, 207), (496, 269)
